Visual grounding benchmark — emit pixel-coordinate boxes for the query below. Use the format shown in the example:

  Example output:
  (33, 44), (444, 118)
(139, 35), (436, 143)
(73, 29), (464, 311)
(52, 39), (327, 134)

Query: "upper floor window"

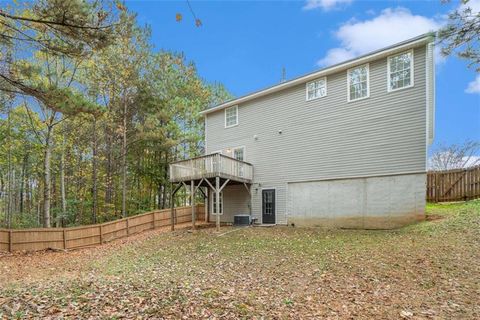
(348, 64), (369, 102)
(225, 105), (238, 128)
(388, 50), (413, 91)
(306, 77), (327, 101)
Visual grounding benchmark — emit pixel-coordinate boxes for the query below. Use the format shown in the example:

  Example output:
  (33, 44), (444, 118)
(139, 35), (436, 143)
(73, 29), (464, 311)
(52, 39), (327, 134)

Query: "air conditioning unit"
(233, 214), (250, 226)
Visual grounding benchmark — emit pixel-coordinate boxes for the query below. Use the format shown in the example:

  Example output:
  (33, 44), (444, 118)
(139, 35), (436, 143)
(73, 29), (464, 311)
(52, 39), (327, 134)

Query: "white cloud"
(317, 7), (441, 66)
(303, 0), (353, 11)
(462, 0), (480, 13)
(465, 75), (480, 94)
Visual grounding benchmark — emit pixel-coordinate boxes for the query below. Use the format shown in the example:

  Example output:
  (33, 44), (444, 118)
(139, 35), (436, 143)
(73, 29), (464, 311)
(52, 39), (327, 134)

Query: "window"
(233, 146), (245, 161)
(306, 77), (327, 100)
(388, 50), (413, 91)
(347, 64), (369, 102)
(212, 191), (223, 214)
(232, 146), (245, 177)
(225, 105), (238, 128)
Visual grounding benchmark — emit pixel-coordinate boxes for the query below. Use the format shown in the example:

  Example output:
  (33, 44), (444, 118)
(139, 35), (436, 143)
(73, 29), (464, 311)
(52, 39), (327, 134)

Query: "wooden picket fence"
(0, 205), (205, 253)
(427, 166), (480, 202)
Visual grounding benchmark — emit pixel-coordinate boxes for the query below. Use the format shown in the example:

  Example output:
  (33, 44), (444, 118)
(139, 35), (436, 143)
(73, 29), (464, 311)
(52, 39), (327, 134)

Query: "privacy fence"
(0, 205), (205, 253)
(427, 166), (480, 202)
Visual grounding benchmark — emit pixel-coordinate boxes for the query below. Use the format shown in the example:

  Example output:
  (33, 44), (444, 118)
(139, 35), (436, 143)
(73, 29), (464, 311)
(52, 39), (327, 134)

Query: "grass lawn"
(1, 201), (479, 319)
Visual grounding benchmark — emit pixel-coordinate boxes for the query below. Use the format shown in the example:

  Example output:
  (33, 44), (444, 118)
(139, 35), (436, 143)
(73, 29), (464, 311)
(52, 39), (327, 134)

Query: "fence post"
(126, 217), (130, 236)
(8, 230), (12, 253)
(99, 225), (103, 244)
(152, 212), (156, 229)
(63, 229), (67, 249)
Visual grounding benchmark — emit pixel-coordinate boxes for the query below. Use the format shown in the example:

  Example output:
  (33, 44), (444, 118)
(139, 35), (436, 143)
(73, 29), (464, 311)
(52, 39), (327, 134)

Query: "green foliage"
(438, 0), (480, 71)
(0, 1), (233, 228)
(43, 86), (103, 115)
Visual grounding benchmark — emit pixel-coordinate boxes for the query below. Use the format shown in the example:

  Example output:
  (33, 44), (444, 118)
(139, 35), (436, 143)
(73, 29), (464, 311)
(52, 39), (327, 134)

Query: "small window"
(212, 191), (223, 214)
(306, 77), (327, 101)
(347, 64), (369, 102)
(233, 146), (245, 161)
(225, 105), (238, 128)
(388, 50), (414, 91)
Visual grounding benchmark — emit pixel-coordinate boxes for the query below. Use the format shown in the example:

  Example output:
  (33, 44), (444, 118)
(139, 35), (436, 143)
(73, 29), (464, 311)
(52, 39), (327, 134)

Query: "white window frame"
(306, 77), (327, 101)
(347, 63), (370, 102)
(211, 190), (223, 215)
(232, 146), (246, 161)
(224, 105), (238, 128)
(387, 49), (414, 92)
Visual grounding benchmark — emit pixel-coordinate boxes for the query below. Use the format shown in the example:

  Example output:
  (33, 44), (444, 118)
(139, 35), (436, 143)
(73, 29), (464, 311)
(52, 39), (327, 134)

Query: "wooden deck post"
(8, 230), (12, 252)
(215, 176), (220, 231)
(205, 188), (209, 223)
(170, 186), (175, 231)
(191, 180), (196, 230)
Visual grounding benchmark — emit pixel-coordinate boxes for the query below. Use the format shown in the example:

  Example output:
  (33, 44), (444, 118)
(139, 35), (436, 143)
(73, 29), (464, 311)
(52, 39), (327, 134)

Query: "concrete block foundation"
(287, 173), (426, 229)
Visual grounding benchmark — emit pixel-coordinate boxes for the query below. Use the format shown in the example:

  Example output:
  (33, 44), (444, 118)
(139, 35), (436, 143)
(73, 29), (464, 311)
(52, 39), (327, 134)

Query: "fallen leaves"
(0, 202), (479, 318)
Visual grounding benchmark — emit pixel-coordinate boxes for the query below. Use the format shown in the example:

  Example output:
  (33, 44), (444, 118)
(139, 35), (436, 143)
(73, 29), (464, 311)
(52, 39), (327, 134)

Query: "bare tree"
(429, 140), (480, 170)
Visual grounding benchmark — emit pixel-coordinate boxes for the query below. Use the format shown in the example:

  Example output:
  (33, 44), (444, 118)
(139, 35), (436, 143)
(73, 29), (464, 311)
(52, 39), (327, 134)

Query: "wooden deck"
(169, 153), (253, 184)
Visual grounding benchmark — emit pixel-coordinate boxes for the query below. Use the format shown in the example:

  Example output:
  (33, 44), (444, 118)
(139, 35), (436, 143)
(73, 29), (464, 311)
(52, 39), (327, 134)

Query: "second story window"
(225, 105), (238, 128)
(306, 77), (327, 101)
(347, 64), (369, 102)
(388, 50), (413, 91)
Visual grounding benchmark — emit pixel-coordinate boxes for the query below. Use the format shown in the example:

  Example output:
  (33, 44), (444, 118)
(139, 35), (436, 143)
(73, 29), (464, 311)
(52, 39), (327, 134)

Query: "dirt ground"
(1, 201), (479, 319)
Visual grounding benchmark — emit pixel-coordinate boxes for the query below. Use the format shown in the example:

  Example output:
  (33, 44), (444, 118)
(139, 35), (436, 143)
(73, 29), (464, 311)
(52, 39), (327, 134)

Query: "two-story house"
(170, 33), (435, 229)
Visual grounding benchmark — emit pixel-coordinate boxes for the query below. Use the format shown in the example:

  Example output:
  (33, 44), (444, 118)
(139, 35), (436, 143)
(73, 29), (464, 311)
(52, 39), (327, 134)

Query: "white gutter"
(201, 34), (434, 116)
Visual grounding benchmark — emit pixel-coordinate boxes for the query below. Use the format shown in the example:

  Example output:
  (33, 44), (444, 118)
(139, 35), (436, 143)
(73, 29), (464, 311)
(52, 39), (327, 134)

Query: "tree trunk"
(6, 103), (12, 228)
(60, 145), (66, 227)
(105, 122), (113, 205)
(43, 125), (53, 228)
(162, 151), (169, 209)
(121, 92), (127, 218)
(92, 117), (98, 223)
(19, 153), (28, 214)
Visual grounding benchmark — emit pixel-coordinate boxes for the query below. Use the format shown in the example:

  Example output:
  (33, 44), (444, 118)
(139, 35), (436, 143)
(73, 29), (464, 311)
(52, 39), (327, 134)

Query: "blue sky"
(127, 0), (480, 151)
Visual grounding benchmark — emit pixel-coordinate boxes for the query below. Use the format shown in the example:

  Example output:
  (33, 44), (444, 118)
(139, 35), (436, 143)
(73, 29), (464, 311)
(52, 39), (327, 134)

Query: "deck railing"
(170, 153), (253, 182)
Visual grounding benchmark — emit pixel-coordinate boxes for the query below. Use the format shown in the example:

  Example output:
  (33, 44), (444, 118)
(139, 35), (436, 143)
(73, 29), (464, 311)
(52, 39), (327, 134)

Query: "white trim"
(387, 49), (414, 93)
(347, 63), (370, 102)
(426, 42), (435, 147)
(285, 182), (289, 226)
(204, 116), (208, 154)
(260, 187), (277, 225)
(200, 34), (433, 115)
(306, 77), (327, 101)
(425, 41), (436, 159)
(426, 45), (429, 156)
(224, 105), (238, 128)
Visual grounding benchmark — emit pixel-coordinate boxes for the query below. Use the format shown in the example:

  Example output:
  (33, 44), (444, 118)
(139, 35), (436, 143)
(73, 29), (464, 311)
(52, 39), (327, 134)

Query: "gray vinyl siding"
(206, 45), (428, 224)
(211, 185), (250, 223)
